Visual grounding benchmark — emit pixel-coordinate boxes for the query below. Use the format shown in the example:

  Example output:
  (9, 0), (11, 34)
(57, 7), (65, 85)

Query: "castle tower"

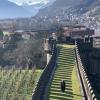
(44, 39), (52, 64)
(52, 33), (58, 41)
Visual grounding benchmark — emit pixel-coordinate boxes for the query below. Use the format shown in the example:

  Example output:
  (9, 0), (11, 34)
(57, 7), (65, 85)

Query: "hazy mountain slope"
(36, 0), (80, 16)
(74, 0), (100, 15)
(37, 0), (100, 17)
(21, 2), (47, 15)
(84, 0), (100, 16)
(0, 0), (32, 19)
(0, 0), (56, 19)
(51, 0), (80, 7)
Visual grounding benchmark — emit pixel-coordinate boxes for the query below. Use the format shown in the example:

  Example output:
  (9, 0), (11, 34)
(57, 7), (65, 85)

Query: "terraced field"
(48, 45), (83, 100)
(0, 68), (42, 100)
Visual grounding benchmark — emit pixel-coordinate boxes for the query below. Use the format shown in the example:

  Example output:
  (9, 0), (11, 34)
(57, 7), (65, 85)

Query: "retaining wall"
(75, 42), (97, 100)
(31, 47), (57, 100)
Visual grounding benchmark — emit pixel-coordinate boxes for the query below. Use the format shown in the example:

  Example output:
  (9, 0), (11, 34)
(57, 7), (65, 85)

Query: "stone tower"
(44, 38), (52, 64)
(52, 33), (58, 41)
(44, 32), (57, 65)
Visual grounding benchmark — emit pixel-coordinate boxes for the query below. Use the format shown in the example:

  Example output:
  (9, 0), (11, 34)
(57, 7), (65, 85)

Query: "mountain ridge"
(0, 0), (33, 19)
(0, 0), (57, 19)
(36, 0), (100, 17)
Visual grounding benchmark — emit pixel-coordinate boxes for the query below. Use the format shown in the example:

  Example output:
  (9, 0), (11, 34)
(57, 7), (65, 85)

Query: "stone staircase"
(48, 45), (83, 100)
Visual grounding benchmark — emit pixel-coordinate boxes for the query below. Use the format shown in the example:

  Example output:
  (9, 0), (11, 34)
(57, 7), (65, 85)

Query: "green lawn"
(48, 44), (83, 100)
(0, 69), (42, 100)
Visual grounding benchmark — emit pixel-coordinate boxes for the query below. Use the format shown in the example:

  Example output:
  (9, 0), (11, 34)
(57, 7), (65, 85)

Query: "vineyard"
(0, 67), (42, 100)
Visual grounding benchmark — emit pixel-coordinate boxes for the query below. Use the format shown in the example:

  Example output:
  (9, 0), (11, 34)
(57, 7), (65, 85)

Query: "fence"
(75, 41), (97, 100)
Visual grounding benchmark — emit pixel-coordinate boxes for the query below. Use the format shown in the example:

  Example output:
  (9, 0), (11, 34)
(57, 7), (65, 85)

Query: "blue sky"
(8, 0), (49, 5)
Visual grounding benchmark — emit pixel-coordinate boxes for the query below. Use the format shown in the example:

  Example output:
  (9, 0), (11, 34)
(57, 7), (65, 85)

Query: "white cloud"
(8, 0), (49, 5)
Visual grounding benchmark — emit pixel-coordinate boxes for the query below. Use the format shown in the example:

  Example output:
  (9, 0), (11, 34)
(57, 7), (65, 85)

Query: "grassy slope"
(48, 44), (82, 100)
(0, 69), (42, 100)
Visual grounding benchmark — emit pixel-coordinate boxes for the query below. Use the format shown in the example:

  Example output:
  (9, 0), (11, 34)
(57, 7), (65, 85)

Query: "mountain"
(50, 0), (80, 7)
(36, 0), (100, 17)
(0, 0), (57, 19)
(0, 0), (34, 19)
(21, 2), (46, 16)
(36, 0), (80, 16)
(83, 0), (100, 16)
(21, 1), (56, 18)
(73, 0), (100, 16)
